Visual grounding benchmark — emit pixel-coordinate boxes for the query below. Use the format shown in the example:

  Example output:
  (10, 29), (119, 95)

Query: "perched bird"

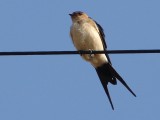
(69, 11), (136, 110)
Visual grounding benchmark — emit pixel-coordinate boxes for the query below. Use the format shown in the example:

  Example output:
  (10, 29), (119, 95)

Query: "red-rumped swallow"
(69, 11), (136, 110)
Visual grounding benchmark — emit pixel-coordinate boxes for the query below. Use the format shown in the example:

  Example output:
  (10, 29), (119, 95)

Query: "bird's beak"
(69, 13), (73, 16)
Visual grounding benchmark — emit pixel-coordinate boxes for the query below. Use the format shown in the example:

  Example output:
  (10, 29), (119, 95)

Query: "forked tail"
(95, 63), (136, 110)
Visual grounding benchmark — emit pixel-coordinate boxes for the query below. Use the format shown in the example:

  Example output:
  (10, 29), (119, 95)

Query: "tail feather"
(106, 63), (136, 97)
(100, 80), (114, 110)
(96, 64), (115, 110)
(95, 63), (136, 109)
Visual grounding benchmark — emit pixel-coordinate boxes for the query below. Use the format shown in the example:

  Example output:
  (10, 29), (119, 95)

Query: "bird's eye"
(78, 12), (82, 15)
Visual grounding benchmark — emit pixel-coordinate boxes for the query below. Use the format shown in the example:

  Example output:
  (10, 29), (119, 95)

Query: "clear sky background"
(0, 0), (160, 120)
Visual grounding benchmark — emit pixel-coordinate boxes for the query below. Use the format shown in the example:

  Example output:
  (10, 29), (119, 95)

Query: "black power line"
(0, 49), (160, 56)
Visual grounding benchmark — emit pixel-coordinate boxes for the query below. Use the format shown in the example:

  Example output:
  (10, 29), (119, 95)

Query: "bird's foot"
(88, 49), (94, 58)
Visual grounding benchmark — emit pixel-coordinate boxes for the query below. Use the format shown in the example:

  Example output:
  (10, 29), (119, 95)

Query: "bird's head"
(69, 11), (88, 22)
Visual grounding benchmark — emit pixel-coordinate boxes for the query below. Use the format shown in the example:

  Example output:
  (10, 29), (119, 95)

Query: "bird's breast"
(70, 22), (108, 67)
(71, 22), (102, 50)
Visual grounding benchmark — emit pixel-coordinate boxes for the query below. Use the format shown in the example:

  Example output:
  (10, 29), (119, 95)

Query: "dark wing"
(93, 20), (107, 49)
(93, 19), (117, 83)
(93, 19), (112, 64)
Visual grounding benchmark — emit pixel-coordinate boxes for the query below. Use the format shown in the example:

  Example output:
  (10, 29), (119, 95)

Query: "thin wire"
(0, 49), (160, 56)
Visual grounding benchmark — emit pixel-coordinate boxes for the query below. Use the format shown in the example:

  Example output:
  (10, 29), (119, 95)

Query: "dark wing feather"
(93, 19), (117, 83)
(93, 19), (113, 64)
(93, 20), (107, 49)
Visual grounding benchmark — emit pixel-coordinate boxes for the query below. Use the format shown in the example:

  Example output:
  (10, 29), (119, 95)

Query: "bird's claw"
(88, 49), (94, 58)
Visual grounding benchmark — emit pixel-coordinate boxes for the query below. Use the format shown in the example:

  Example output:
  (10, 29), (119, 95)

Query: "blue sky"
(0, 0), (160, 120)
